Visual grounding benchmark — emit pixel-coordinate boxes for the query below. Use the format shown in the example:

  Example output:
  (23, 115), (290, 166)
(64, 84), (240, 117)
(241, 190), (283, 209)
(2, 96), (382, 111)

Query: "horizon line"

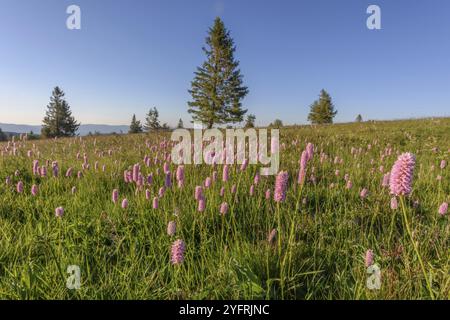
(1, 115), (449, 130)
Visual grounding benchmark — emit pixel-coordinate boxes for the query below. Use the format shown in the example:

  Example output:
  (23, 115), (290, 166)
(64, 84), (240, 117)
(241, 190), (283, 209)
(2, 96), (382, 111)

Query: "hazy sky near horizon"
(0, 0), (449, 126)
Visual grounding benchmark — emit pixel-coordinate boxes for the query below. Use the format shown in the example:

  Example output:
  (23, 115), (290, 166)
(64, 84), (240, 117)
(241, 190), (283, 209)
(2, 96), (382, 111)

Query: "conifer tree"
(0, 128), (6, 141)
(41, 86), (80, 138)
(144, 107), (161, 131)
(307, 89), (337, 124)
(356, 114), (363, 122)
(188, 17), (248, 128)
(129, 114), (143, 133)
(244, 114), (256, 128)
(177, 118), (184, 129)
(270, 119), (283, 128)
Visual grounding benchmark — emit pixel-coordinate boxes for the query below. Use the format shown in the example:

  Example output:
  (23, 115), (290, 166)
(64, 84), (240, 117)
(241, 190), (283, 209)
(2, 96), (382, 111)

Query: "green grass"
(0, 118), (448, 299)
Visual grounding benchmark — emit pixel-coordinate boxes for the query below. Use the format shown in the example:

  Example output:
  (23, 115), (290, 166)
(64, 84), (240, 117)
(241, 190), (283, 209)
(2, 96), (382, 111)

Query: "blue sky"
(0, 0), (449, 126)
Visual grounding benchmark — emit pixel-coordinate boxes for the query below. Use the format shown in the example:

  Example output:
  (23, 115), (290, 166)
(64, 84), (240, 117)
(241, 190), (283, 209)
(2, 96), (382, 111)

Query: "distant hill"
(77, 124), (130, 135)
(0, 123), (129, 136)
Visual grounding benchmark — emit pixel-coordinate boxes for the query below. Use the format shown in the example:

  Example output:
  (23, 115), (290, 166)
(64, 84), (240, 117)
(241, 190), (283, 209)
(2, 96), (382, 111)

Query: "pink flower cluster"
(389, 152), (416, 196)
(274, 171), (289, 202)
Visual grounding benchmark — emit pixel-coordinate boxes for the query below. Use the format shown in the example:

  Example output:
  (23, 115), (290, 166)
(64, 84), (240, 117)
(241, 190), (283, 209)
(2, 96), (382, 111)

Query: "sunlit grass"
(0, 118), (448, 299)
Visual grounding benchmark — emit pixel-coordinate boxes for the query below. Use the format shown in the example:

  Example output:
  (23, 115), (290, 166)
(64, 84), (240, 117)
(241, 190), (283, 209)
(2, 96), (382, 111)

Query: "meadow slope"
(0, 118), (449, 299)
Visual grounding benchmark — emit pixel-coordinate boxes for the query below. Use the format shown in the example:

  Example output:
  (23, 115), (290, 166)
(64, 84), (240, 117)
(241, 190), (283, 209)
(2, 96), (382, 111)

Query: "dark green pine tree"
(355, 114), (363, 123)
(270, 119), (283, 128)
(144, 107), (161, 132)
(41, 86), (80, 138)
(244, 114), (256, 128)
(307, 89), (338, 124)
(0, 128), (7, 141)
(188, 17), (249, 128)
(129, 114), (143, 134)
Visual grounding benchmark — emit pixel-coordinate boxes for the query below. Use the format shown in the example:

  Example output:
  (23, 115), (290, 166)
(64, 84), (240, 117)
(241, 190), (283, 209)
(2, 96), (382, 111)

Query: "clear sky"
(0, 0), (449, 127)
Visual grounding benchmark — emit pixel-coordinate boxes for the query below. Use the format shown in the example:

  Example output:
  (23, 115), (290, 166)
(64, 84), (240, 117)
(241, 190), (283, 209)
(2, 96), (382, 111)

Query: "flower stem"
(276, 202), (284, 299)
(399, 196), (435, 300)
(387, 207), (396, 246)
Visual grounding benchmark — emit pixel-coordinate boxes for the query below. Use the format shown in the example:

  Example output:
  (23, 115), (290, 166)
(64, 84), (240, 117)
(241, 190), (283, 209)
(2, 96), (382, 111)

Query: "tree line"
(32, 17), (364, 140)
(128, 108), (172, 134)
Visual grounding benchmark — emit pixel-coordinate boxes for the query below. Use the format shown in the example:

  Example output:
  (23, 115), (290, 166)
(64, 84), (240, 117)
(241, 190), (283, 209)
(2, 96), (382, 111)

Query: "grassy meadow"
(0, 118), (448, 299)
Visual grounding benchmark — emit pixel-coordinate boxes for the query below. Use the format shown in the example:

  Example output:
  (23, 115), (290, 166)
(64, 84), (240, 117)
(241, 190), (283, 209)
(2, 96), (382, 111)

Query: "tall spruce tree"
(41, 86), (80, 138)
(244, 114), (256, 128)
(144, 107), (161, 132)
(0, 128), (6, 141)
(129, 114), (143, 134)
(307, 89), (338, 124)
(356, 114), (363, 122)
(188, 17), (249, 128)
(270, 119), (283, 128)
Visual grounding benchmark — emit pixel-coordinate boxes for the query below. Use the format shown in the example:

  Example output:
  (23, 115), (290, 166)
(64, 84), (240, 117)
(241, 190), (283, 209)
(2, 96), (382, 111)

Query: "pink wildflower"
(112, 189), (119, 203)
(438, 202), (448, 216)
(365, 249), (374, 267)
(274, 171), (288, 202)
(222, 165), (229, 182)
(167, 221), (176, 236)
(17, 181), (24, 193)
(55, 206), (64, 218)
(195, 186), (204, 201)
(220, 202), (229, 215)
(389, 153), (415, 196)
(171, 239), (186, 265)
(360, 188), (369, 199)
(198, 199), (206, 212)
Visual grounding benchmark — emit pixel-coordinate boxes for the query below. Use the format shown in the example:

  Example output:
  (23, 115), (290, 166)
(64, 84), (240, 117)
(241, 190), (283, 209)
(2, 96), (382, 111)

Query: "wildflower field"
(0, 118), (448, 300)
